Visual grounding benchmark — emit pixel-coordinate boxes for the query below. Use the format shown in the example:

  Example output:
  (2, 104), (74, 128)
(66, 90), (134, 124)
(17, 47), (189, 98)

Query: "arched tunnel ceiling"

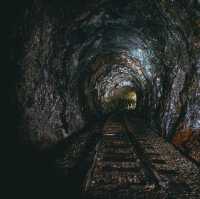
(73, 0), (175, 115)
(87, 54), (148, 103)
(13, 0), (200, 148)
(70, 0), (186, 114)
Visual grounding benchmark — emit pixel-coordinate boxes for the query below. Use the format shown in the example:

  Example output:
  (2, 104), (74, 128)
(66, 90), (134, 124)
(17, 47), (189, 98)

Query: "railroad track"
(53, 121), (104, 198)
(82, 114), (200, 199)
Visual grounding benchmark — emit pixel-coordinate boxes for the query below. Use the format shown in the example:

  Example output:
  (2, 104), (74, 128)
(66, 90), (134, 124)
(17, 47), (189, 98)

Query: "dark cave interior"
(5, 0), (200, 198)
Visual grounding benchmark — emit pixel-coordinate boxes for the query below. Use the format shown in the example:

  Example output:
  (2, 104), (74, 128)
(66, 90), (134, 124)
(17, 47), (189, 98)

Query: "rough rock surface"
(9, 0), (200, 149)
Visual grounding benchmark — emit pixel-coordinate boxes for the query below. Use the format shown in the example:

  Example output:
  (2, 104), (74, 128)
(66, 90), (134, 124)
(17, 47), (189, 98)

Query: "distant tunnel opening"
(102, 88), (137, 113)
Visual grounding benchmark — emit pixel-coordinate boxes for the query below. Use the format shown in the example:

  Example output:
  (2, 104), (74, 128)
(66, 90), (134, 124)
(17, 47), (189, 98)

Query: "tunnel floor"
(50, 113), (200, 199)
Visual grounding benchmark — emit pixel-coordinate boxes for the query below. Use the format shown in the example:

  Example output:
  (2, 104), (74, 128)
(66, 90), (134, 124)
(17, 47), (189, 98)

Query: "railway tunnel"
(6, 0), (200, 198)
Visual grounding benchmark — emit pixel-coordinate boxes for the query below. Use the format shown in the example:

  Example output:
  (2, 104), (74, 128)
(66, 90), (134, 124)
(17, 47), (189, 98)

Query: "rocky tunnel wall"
(11, 0), (200, 149)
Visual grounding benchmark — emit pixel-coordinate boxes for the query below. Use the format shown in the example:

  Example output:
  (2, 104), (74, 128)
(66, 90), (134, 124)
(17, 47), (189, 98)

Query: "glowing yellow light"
(125, 91), (137, 110)
(127, 91), (137, 100)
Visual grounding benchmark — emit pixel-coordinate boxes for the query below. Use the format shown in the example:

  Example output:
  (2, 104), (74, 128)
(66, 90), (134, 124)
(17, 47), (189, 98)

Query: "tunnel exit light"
(126, 91), (137, 110)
